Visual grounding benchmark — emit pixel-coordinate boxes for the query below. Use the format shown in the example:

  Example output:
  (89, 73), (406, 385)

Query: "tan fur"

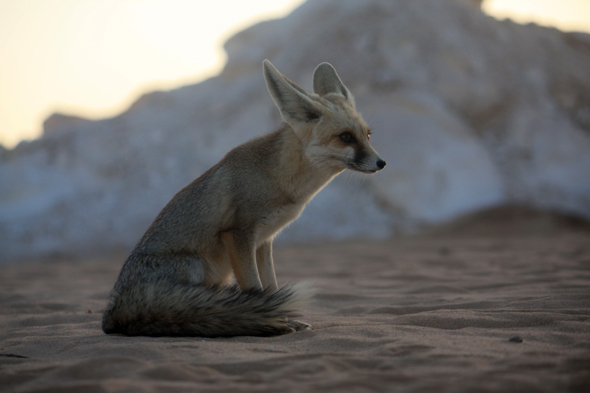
(102, 60), (385, 337)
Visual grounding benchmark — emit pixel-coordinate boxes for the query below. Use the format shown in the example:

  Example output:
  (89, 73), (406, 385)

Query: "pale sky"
(0, 0), (589, 148)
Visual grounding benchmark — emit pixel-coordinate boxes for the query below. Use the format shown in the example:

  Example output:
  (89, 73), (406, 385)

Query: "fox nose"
(376, 159), (386, 170)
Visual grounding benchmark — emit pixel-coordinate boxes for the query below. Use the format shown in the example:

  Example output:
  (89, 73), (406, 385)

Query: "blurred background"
(0, 0), (307, 148)
(1, 0), (589, 260)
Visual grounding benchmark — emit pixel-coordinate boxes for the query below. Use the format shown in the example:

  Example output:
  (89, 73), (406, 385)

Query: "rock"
(42, 113), (90, 138)
(1, 0), (589, 260)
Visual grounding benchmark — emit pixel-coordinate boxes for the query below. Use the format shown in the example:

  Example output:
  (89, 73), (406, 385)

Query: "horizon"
(1, 0), (589, 149)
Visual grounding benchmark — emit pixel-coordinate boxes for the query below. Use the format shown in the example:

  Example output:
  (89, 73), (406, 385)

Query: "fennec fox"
(102, 60), (386, 337)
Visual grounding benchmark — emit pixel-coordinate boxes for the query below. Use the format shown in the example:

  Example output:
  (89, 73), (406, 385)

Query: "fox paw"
(286, 320), (312, 332)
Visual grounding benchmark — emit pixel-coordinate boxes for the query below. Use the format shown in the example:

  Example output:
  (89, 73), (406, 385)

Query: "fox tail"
(102, 282), (313, 337)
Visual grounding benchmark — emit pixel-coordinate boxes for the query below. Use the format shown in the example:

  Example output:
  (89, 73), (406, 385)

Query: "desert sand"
(1, 208), (589, 392)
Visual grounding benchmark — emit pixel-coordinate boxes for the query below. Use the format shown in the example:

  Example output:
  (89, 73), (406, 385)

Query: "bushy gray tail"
(102, 281), (312, 337)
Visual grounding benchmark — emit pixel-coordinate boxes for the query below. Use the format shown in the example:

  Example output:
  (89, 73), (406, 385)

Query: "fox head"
(263, 60), (386, 174)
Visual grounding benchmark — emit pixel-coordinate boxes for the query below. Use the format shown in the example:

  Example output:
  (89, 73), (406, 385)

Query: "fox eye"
(339, 132), (356, 143)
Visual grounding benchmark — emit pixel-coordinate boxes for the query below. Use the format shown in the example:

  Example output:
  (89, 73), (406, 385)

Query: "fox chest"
(255, 202), (306, 245)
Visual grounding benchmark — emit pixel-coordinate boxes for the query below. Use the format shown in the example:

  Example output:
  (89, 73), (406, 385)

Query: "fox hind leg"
(287, 320), (312, 331)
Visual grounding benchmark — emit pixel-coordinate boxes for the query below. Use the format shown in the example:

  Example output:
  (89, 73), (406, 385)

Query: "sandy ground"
(1, 209), (589, 392)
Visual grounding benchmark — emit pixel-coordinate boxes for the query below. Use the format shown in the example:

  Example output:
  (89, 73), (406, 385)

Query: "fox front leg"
(257, 241), (312, 332)
(221, 231), (263, 290)
(256, 241), (278, 291)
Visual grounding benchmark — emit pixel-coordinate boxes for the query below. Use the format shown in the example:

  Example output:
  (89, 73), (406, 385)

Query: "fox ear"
(312, 62), (355, 106)
(263, 60), (323, 127)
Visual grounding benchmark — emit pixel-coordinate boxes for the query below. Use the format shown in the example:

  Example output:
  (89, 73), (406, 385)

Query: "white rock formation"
(1, 0), (589, 260)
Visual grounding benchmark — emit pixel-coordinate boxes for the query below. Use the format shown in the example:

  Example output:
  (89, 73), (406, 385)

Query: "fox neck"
(275, 124), (344, 204)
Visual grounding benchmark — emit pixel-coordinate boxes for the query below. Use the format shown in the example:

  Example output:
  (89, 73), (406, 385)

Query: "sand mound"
(3, 0), (590, 260)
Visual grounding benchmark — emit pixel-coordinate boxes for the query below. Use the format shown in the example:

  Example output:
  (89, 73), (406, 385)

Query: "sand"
(1, 209), (589, 392)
